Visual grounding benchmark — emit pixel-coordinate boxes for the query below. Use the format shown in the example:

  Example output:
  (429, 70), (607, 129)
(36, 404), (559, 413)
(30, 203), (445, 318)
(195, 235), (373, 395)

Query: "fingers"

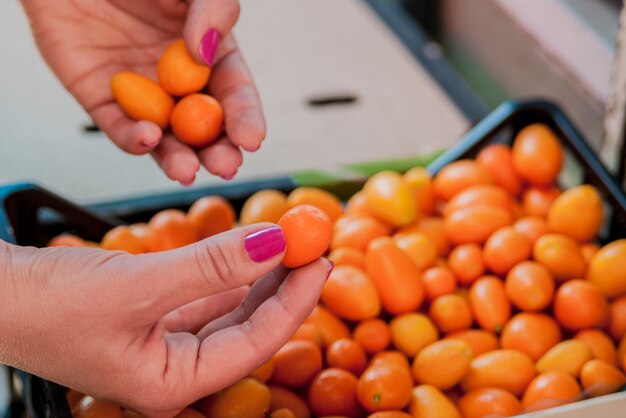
(90, 104), (163, 155)
(183, 0), (240, 65)
(131, 224), (286, 321)
(151, 133), (201, 185)
(198, 136), (243, 180)
(192, 259), (330, 393)
(195, 266), (289, 339)
(162, 287), (248, 333)
(209, 37), (266, 152)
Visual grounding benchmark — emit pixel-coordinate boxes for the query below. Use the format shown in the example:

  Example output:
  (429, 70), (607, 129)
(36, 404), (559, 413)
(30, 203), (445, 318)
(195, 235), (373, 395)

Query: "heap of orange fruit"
(110, 39), (223, 147)
(54, 123), (626, 418)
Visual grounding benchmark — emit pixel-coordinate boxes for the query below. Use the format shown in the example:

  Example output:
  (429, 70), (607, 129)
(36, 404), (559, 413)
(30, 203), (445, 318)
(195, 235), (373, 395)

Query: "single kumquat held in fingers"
(458, 388), (522, 418)
(522, 186), (561, 218)
(403, 167), (436, 215)
(500, 312), (562, 361)
(536, 339), (593, 377)
(512, 123), (564, 186)
(553, 279), (609, 331)
(100, 226), (146, 254)
(278, 204), (332, 268)
(357, 362), (413, 412)
(476, 143), (522, 195)
(326, 338), (368, 376)
(522, 371), (581, 412)
(504, 261), (555, 312)
(462, 349), (536, 396)
(321, 265), (381, 321)
(196, 378), (271, 418)
(580, 359), (626, 397)
(353, 319), (391, 355)
(432, 160), (493, 201)
(187, 196), (235, 239)
(170, 93), (224, 147)
(145, 209), (198, 252)
(447, 243), (485, 286)
(287, 187), (344, 223)
(239, 189), (289, 225)
(389, 313), (439, 358)
(409, 385), (461, 418)
(308, 368), (361, 418)
(331, 216), (390, 252)
(428, 294), (473, 334)
(469, 276), (511, 334)
(421, 265), (457, 301)
(157, 39), (211, 96)
(513, 216), (549, 245)
(575, 329), (618, 366)
(412, 339), (473, 390)
(445, 329), (499, 357)
(268, 386), (311, 418)
(271, 340), (323, 388)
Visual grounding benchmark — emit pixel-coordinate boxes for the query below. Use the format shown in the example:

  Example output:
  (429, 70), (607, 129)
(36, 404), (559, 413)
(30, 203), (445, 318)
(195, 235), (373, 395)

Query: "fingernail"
(326, 260), (335, 281)
(244, 226), (286, 262)
(199, 28), (221, 66)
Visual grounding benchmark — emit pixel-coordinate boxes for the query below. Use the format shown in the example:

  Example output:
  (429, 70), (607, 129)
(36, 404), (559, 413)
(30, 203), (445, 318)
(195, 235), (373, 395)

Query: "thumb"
(184, 0), (240, 66)
(132, 223), (285, 320)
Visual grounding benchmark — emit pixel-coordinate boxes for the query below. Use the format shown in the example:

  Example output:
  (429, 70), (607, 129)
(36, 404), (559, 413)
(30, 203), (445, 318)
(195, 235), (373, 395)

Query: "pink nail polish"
(325, 260), (335, 281)
(199, 28), (221, 66)
(244, 226), (286, 262)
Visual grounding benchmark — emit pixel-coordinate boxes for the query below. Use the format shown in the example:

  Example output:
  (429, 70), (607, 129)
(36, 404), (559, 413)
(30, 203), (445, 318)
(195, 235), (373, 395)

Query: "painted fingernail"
(199, 28), (221, 66)
(326, 260), (335, 281)
(244, 226), (286, 262)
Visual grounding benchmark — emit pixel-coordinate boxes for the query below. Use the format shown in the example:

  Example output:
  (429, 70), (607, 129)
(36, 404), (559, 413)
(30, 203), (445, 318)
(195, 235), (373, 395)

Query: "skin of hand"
(0, 224), (331, 417)
(20, 0), (266, 184)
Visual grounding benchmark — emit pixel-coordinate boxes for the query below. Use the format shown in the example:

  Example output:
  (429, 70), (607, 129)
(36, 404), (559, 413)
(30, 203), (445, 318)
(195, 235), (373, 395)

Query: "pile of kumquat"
(55, 123), (626, 418)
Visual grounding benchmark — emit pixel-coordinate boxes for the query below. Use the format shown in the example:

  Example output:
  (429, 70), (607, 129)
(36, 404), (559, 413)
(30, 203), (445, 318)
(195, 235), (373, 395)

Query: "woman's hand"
(0, 225), (330, 417)
(20, 0), (265, 184)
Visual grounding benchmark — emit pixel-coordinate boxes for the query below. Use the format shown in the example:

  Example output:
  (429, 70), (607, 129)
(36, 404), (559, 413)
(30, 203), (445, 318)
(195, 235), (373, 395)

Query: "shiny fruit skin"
(403, 167), (436, 215)
(197, 378), (270, 418)
(445, 329), (499, 357)
(504, 261), (555, 312)
(268, 386), (311, 418)
(575, 329), (618, 366)
(587, 239), (626, 298)
(393, 232), (438, 271)
(278, 205), (332, 268)
(145, 209), (198, 252)
(72, 396), (123, 418)
(101, 226), (146, 254)
(580, 359), (626, 397)
(553, 279), (609, 331)
(422, 266), (457, 300)
(326, 339), (368, 376)
(469, 276), (511, 334)
(513, 216), (549, 244)
(187, 196), (235, 239)
(412, 339), (473, 390)
(271, 340), (323, 387)
(462, 349), (536, 396)
(331, 216), (390, 252)
(522, 371), (581, 412)
(443, 184), (515, 217)
(547, 185), (604, 242)
(287, 187), (344, 222)
(512, 123), (563, 186)
(433, 160), (493, 201)
(157, 39), (210, 96)
(428, 294), (473, 334)
(389, 313), (439, 357)
(500, 312), (562, 361)
(111, 71), (174, 128)
(305, 305), (351, 349)
(290, 322), (323, 347)
(447, 244), (485, 286)
(357, 363), (413, 412)
(483, 227), (532, 275)
(536, 339), (593, 377)
(533, 233), (586, 281)
(365, 237), (425, 315)
(458, 388), (522, 418)
(240, 190), (289, 225)
(328, 247), (366, 270)
(476, 143), (522, 195)
(409, 385), (461, 418)
(321, 265), (381, 321)
(400, 217), (450, 256)
(353, 319), (391, 355)
(608, 295), (626, 341)
(363, 171), (417, 227)
(170, 94), (223, 147)
(308, 368), (361, 418)
(522, 186), (561, 217)
(444, 206), (513, 245)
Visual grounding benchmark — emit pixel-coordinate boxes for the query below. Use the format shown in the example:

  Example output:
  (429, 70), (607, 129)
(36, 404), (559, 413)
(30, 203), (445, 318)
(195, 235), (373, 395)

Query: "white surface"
(0, 0), (467, 204)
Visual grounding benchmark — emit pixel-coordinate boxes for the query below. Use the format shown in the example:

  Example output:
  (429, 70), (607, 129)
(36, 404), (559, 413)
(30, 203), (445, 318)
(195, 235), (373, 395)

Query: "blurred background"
(1, 0), (624, 204)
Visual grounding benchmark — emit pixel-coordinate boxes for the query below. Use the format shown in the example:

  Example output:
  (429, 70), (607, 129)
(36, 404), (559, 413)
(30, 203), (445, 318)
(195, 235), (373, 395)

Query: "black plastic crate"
(1, 99), (625, 418)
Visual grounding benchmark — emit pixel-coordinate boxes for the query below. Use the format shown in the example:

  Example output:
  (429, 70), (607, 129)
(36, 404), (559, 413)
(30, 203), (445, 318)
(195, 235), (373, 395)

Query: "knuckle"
(196, 240), (236, 290)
